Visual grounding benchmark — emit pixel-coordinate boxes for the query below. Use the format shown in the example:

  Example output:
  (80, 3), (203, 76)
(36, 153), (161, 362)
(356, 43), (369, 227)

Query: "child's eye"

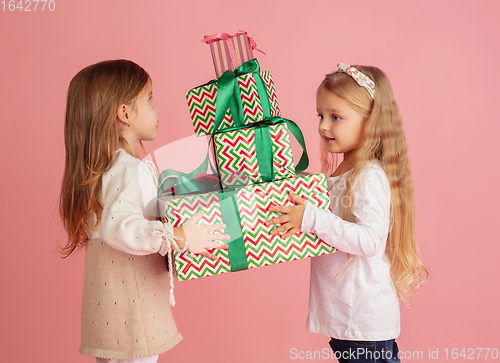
(333, 115), (341, 121)
(317, 114), (323, 120)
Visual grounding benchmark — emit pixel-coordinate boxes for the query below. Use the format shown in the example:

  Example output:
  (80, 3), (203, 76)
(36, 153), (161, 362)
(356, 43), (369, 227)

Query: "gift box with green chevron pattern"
(214, 122), (295, 189)
(186, 70), (280, 136)
(159, 174), (335, 281)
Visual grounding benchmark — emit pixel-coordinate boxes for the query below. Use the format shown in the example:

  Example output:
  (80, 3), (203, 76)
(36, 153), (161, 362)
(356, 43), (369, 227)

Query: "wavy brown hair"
(58, 59), (150, 257)
(319, 65), (429, 304)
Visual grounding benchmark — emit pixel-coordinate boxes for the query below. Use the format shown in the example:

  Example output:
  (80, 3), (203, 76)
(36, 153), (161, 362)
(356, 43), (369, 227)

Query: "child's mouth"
(324, 136), (335, 141)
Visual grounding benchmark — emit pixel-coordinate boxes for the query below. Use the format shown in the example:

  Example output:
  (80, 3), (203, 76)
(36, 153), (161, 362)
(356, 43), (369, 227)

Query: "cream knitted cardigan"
(80, 149), (183, 359)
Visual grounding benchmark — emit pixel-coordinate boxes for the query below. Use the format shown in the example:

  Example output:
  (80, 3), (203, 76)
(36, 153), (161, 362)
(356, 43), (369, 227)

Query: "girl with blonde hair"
(59, 59), (229, 362)
(267, 63), (428, 362)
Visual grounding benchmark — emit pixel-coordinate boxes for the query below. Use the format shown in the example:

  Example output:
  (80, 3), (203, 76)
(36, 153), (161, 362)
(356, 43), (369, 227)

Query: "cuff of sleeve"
(153, 221), (188, 256)
(301, 201), (316, 233)
(150, 221), (173, 256)
(158, 241), (169, 257)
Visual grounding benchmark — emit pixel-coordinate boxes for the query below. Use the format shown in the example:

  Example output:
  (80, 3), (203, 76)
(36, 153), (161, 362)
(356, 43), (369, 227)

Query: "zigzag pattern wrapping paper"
(160, 193), (232, 278)
(186, 71), (280, 136)
(214, 123), (295, 188)
(159, 174), (336, 281)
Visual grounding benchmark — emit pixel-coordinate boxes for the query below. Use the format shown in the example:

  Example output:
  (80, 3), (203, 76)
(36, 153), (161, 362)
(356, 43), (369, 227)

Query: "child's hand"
(182, 212), (230, 260)
(265, 192), (306, 238)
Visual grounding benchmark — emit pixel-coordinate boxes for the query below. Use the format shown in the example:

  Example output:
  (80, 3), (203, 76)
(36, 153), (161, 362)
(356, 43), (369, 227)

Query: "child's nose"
(319, 119), (328, 131)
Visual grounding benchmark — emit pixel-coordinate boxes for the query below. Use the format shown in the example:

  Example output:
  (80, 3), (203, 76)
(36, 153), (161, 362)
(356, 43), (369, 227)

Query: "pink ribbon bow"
(201, 30), (266, 55)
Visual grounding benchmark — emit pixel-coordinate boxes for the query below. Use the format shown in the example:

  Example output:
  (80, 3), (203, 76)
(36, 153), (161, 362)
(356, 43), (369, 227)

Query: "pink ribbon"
(201, 30), (266, 55)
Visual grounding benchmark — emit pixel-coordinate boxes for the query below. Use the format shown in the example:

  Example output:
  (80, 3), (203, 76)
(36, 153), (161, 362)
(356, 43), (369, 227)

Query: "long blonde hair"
(320, 65), (429, 304)
(58, 59), (150, 257)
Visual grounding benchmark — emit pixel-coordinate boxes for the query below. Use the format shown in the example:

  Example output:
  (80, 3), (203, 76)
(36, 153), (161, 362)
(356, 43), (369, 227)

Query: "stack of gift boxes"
(159, 31), (336, 281)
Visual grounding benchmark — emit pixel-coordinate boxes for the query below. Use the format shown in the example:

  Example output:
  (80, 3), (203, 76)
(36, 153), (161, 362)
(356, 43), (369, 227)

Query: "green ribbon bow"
(212, 58), (270, 132)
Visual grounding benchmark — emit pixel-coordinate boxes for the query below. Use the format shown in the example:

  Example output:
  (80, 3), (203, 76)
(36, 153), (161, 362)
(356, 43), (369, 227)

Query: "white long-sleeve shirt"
(301, 161), (400, 341)
(89, 148), (170, 255)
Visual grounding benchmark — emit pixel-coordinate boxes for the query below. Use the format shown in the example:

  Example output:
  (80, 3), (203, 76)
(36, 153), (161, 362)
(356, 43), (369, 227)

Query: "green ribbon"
(218, 189), (248, 272)
(158, 154), (208, 196)
(158, 145), (225, 196)
(253, 125), (274, 181)
(213, 58), (263, 132)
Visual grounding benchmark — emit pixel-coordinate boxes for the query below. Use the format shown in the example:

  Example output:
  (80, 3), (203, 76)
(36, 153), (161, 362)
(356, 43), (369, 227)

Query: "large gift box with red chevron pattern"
(186, 70), (281, 136)
(159, 174), (336, 280)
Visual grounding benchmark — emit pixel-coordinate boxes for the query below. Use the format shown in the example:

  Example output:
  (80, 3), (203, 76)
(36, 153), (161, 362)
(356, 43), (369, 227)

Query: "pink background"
(1, 0), (499, 362)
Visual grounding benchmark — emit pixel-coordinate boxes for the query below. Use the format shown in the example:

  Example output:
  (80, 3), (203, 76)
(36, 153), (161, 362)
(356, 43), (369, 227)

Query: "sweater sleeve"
(99, 151), (170, 256)
(301, 166), (391, 257)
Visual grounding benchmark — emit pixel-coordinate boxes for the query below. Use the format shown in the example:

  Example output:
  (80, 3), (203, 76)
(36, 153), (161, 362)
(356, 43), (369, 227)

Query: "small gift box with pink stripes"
(201, 30), (265, 78)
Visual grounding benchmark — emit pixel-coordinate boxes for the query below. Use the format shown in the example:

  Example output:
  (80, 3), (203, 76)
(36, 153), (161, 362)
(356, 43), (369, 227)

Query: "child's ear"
(116, 104), (131, 126)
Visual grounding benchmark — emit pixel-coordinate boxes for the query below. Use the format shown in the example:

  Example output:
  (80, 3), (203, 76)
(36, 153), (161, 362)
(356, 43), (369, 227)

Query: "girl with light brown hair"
(267, 63), (428, 362)
(59, 59), (229, 362)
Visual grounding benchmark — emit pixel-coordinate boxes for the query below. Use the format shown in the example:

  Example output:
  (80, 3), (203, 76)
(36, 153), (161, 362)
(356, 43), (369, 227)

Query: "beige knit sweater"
(80, 149), (182, 359)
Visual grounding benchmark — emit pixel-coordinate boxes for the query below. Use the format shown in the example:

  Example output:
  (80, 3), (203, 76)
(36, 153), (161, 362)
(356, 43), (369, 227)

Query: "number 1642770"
(2, 0), (56, 11)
